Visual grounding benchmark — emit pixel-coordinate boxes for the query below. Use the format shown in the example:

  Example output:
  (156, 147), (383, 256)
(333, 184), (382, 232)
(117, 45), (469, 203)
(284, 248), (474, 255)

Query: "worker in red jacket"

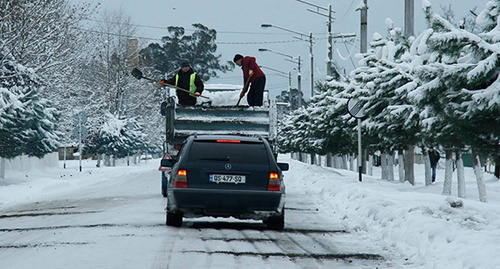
(233, 54), (266, 106)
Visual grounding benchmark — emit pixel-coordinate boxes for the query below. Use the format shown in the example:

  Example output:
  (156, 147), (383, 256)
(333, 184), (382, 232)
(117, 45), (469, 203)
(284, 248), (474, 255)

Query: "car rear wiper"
(199, 156), (230, 161)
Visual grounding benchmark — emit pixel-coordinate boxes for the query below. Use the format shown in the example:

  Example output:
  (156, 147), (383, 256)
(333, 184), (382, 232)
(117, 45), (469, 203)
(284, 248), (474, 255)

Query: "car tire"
(265, 209), (285, 230)
(166, 211), (183, 227)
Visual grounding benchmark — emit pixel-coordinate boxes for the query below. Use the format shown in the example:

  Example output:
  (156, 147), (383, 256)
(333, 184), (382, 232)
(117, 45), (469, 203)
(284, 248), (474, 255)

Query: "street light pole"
(259, 48), (303, 108)
(261, 24), (315, 99)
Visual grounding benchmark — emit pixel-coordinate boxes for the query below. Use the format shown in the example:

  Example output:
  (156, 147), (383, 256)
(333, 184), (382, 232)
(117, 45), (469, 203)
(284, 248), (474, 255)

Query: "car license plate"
(209, 174), (246, 184)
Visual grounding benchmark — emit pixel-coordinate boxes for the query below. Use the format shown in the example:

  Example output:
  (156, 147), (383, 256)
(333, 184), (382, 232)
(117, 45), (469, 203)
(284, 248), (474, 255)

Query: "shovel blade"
(131, 68), (143, 80)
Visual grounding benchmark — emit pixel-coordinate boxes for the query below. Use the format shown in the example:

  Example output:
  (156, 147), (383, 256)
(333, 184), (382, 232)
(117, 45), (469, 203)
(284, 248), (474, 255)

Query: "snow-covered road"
(0, 157), (389, 269)
(1, 154), (499, 268)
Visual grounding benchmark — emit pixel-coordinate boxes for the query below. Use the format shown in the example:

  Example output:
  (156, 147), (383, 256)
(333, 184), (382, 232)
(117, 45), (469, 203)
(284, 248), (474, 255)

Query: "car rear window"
(188, 141), (269, 165)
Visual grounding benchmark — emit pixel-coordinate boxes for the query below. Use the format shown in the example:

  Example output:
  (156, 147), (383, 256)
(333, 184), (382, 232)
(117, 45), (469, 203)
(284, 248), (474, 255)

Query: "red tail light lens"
(268, 172), (281, 191)
(174, 169), (188, 188)
(216, 139), (241, 143)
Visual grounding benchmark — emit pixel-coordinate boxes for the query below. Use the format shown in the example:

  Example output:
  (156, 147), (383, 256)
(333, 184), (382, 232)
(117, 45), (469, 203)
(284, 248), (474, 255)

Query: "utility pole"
(258, 48), (303, 108)
(296, 0), (334, 77)
(405, 0), (415, 36)
(288, 71), (292, 106)
(403, 0), (416, 185)
(327, 5), (333, 76)
(359, 0), (368, 53)
(309, 32), (314, 98)
(297, 55), (302, 108)
(356, 0), (368, 177)
(262, 24), (315, 99)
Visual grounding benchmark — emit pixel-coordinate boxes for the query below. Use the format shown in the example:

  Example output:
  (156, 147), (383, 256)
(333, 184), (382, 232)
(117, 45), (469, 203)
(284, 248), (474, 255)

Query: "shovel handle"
(236, 74), (253, 106)
(162, 82), (210, 99)
(132, 68), (209, 100)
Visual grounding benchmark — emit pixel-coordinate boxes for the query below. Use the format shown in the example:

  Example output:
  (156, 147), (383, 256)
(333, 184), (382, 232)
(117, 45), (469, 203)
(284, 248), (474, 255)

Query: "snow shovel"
(236, 71), (253, 106)
(131, 68), (210, 100)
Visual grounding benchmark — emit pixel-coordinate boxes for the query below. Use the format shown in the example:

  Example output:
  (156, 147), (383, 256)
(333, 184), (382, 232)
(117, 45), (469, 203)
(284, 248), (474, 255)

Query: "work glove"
(159, 79), (167, 86)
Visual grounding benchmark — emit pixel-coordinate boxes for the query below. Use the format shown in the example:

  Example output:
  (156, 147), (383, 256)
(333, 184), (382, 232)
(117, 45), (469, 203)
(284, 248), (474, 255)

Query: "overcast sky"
(71, 0), (489, 98)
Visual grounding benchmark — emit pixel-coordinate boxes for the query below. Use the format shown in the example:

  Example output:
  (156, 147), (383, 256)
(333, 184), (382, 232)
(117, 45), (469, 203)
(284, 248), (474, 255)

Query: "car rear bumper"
(167, 188), (285, 220)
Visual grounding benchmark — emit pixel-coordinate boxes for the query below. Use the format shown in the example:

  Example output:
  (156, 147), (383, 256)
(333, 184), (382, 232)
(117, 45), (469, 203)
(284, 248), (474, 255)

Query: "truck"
(159, 85), (278, 197)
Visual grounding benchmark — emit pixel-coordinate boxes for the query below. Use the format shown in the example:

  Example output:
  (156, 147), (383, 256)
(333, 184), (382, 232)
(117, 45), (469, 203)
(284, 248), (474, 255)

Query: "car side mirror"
(277, 162), (289, 171)
(161, 159), (174, 167)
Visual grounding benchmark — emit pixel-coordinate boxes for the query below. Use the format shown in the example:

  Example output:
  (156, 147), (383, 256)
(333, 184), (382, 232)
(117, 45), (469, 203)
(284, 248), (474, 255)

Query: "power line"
(75, 27), (320, 45)
(84, 18), (327, 36)
(217, 40), (303, 45)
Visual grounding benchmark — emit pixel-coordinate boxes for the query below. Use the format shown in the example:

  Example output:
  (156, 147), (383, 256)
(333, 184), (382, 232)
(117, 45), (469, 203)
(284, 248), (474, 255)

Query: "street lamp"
(261, 23), (314, 99)
(260, 65), (293, 106)
(259, 48), (302, 108)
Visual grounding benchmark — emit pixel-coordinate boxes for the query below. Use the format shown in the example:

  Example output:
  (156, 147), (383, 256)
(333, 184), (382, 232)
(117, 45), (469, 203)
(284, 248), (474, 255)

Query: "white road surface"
(0, 157), (388, 269)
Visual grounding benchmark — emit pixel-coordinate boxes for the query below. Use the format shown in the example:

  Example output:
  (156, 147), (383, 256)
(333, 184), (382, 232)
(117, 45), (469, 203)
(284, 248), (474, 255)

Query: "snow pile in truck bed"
(167, 84), (269, 107)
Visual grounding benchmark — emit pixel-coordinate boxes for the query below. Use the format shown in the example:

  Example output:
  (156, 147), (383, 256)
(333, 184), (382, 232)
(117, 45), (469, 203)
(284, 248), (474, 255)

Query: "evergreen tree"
(94, 113), (148, 159)
(140, 23), (233, 82)
(0, 48), (60, 159)
(417, 1), (499, 166)
(309, 81), (357, 156)
(1, 0), (96, 154)
(278, 107), (313, 154)
(349, 21), (422, 183)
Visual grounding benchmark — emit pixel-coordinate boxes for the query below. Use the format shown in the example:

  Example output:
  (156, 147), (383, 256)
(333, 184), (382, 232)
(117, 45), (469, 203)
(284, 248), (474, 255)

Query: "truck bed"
(164, 98), (277, 145)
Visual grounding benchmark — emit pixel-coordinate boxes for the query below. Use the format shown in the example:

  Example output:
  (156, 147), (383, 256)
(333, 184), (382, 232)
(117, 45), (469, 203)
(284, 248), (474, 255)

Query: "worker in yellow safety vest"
(160, 61), (204, 106)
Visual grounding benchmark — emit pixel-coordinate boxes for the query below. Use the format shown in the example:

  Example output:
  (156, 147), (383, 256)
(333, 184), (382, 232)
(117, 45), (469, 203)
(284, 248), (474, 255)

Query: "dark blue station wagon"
(161, 135), (289, 230)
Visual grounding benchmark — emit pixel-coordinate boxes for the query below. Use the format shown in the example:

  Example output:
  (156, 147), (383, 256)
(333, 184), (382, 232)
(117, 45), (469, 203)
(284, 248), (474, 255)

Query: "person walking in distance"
(233, 54), (266, 106)
(160, 61), (204, 106)
(428, 146), (441, 183)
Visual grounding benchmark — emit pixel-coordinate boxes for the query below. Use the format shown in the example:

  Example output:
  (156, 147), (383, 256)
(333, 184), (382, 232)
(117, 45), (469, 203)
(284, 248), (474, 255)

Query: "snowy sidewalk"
(282, 156), (500, 269)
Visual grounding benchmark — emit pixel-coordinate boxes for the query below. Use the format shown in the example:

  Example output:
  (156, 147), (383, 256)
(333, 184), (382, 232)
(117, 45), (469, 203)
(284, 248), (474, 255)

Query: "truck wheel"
(166, 211), (183, 227)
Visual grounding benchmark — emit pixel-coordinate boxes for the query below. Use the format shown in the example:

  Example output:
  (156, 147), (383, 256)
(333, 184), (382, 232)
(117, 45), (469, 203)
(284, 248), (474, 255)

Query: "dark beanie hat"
(233, 54), (244, 63)
(181, 61), (190, 67)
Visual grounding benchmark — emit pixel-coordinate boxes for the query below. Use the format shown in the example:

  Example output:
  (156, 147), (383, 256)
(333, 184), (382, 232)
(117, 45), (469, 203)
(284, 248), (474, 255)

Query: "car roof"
(192, 134), (264, 143)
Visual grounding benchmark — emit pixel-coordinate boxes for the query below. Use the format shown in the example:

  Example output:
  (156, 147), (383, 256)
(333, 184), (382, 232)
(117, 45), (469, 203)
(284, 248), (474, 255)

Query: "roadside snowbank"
(283, 157), (500, 268)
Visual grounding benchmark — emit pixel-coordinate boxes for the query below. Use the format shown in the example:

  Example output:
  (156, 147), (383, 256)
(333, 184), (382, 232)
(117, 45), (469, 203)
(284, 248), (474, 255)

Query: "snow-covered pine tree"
(470, 0), (500, 180)
(1, 0), (97, 157)
(351, 20), (421, 183)
(277, 107), (314, 156)
(310, 81), (357, 157)
(0, 48), (60, 161)
(412, 2), (473, 196)
(413, 0), (500, 201)
(93, 113), (148, 165)
(277, 77), (358, 167)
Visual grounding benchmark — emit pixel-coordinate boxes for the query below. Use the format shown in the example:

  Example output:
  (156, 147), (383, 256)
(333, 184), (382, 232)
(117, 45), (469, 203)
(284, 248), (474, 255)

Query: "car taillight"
(216, 139), (240, 143)
(267, 172), (281, 191)
(174, 169), (188, 188)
